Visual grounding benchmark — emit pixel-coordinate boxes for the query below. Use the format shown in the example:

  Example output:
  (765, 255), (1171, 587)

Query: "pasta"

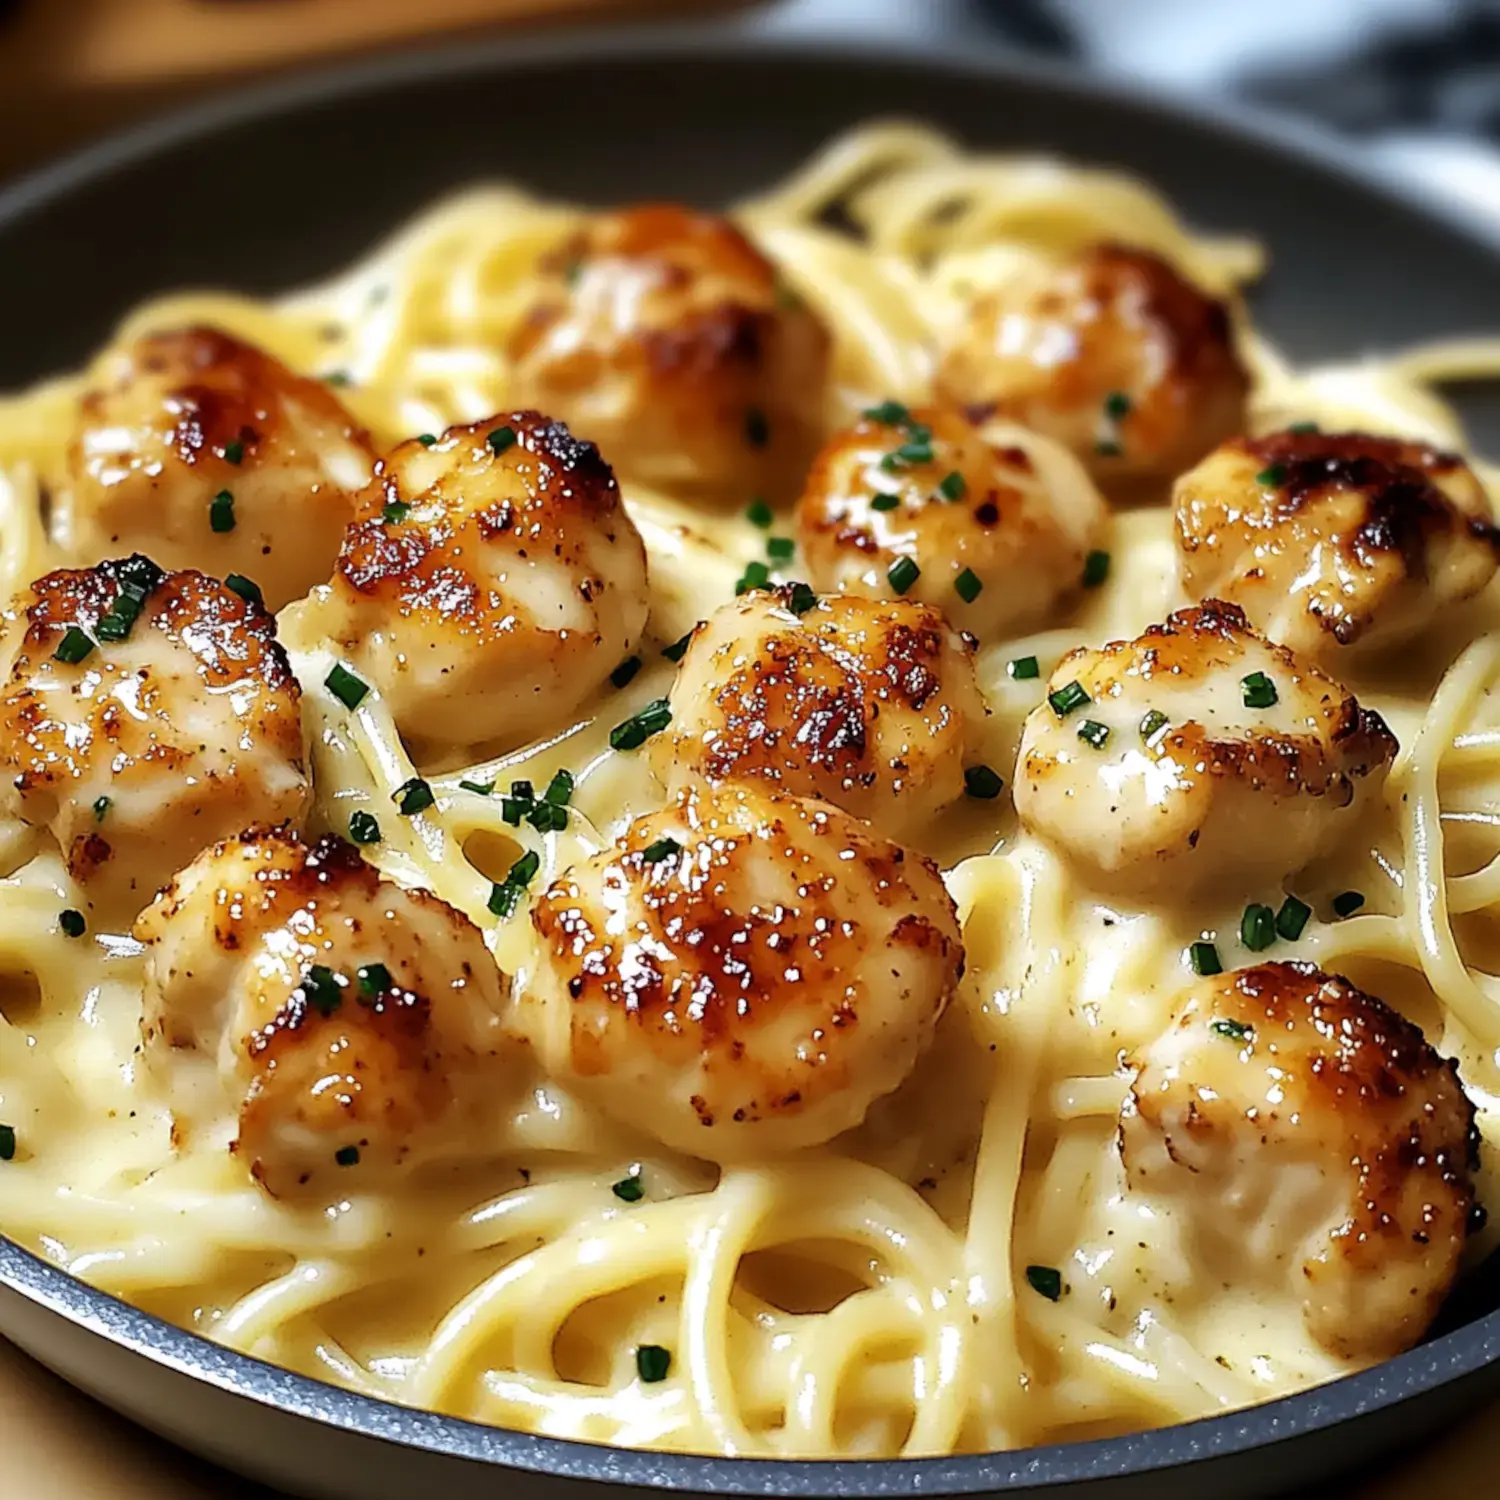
(0, 119), (1498, 1462)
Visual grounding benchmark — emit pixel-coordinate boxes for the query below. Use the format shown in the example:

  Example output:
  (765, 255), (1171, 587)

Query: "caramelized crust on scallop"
(506, 204), (831, 499)
(1122, 961), (1479, 1359)
(794, 405), (1106, 641)
(1174, 428), (1500, 654)
(935, 244), (1248, 487)
(0, 558), (308, 918)
(323, 412), (648, 752)
(526, 783), (963, 1160)
(655, 586), (987, 839)
(1013, 601), (1395, 892)
(136, 827), (508, 1197)
(63, 327), (374, 609)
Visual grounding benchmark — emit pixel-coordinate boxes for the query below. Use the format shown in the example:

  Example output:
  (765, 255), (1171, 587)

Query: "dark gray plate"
(0, 21), (1498, 1500)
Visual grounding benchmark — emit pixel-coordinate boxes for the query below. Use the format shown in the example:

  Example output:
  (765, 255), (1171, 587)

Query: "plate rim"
(1, 17), (1499, 1493)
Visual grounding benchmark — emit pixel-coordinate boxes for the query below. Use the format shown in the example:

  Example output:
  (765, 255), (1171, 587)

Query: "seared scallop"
(136, 827), (508, 1197)
(1121, 961), (1478, 1359)
(321, 413), (648, 753)
(794, 404), (1106, 641)
(655, 586), (987, 840)
(935, 244), (1248, 488)
(526, 783), (963, 1160)
(1013, 601), (1395, 892)
(506, 204), (831, 499)
(0, 557), (308, 918)
(63, 326), (374, 610)
(1174, 428), (1500, 655)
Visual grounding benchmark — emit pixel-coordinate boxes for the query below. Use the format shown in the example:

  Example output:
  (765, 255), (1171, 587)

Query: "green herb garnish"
(348, 811), (381, 845)
(394, 777), (435, 816)
(325, 663), (369, 710)
(1048, 681), (1090, 718)
(887, 556), (920, 594)
(1189, 941), (1223, 976)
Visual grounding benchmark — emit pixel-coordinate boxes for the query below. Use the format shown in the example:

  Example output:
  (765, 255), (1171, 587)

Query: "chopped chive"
(785, 582), (818, 616)
(735, 560), (771, 596)
(210, 489), (236, 533)
(767, 536), (795, 562)
(1210, 1017), (1253, 1043)
(382, 499), (410, 525)
(887, 556), (920, 594)
(487, 425), (517, 456)
(1188, 941), (1222, 976)
(744, 408), (770, 448)
(863, 400), (910, 426)
(1275, 894), (1311, 941)
(348, 810), (381, 845)
(1008, 656), (1040, 681)
(488, 882), (524, 919)
(323, 371), (352, 388)
(526, 800), (567, 834)
(1241, 672), (1278, 709)
(1104, 391), (1132, 421)
(1048, 680), (1090, 718)
(96, 565), (153, 640)
(641, 836), (682, 865)
(335, 1145), (360, 1167)
(1081, 550), (1111, 588)
(1095, 438), (1122, 457)
(544, 770), (574, 806)
(1139, 709), (1170, 744)
(416, 433), (438, 447)
(635, 1345), (672, 1383)
(1332, 890), (1365, 918)
(662, 628), (696, 663)
(511, 780), (535, 803)
(223, 439), (244, 466)
(1240, 903), (1276, 952)
(224, 574), (264, 608)
(357, 962), (392, 997)
(870, 491), (902, 512)
(964, 765), (1003, 800)
(92, 795), (111, 823)
(1288, 421), (1320, 435)
(1077, 719), (1110, 750)
(302, 964), (343, 1016)
(325, 663), (369, 710)
(954, 567), (983, 604)
(1256, 464), (1287, 487)
(394, 777), (435, 816)
(937, 470), (967, 502)
(53, 626), (95, 665)
(500, 797), (526, 826)
(0, 1124), (13, 1161)
(458, 779), (494, 796)
(564, 258), (585, 288)
(1025, 1265), (1063, 1301)
(508, 850), (540, 886)
(611, 656), (643, 689)
(881, 438), (934, 471)
(746, 499), (774, 529)
(610, 698), (672, 752)
(612, 1174), (644, 1202)
(59, 909), (86, 939)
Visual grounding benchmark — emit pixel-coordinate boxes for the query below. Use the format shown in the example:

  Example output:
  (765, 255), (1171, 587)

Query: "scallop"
(63, 326), (374, 610)
(654, 585), (988, 840)
(935, 244), (1249, 488)
(0, 557), (308, 919)
(525, 783), (963, 1160)
(794, 404), (1106, 641)
(136, 827), (508, 1197)
(506, 203), (831, 499)
(1121, 960), (1479, 1359)
(1174, 428), (1500, 654)
(321, 413), (648, 753)
(1013, 601), (1396, 892)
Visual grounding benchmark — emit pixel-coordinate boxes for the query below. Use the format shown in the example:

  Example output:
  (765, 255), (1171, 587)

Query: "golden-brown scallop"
(794, 404), (1106, 641)
(1174, 428), (1500, 654)
(1121, 961), (1479, 1360)
(321, 413), (648, 753)
(654, 586), (987, 839)
(136, 827), (508, 1197)
(935, 244), (1249, 488)
(525, 783), (963, 1160)
(0, 557), (309, 919)
(506, 204), (830, 499)
(1013, 601), (1395, 893)
(63, 327), (375, 610)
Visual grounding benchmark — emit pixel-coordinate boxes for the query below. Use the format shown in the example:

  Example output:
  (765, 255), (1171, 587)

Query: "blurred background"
(3, 0), (1500, 221)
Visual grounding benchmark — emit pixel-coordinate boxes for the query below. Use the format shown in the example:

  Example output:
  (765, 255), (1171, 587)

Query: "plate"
(1, 20), (1499, 1499)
